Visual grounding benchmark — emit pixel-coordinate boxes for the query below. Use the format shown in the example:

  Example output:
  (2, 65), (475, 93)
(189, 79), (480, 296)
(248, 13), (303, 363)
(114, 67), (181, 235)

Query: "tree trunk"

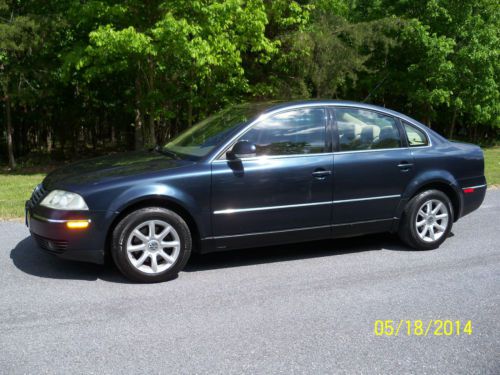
(134, 76), (144, 150)
(448, 108), (457, 140)
(5, 95), (16, 169)
(187, 100), (193, 128)
(134, 108), (143, 150)
(148, 110), (156, 146)
(110, 124), (116, 147)
(92, 117), (98, 151)
(47, 127), (53, 153)
(72, 125), (78, 154)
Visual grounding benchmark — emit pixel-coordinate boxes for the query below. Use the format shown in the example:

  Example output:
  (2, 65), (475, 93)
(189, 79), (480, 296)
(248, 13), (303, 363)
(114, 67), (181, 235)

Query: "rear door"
(331, 106), (413, 225)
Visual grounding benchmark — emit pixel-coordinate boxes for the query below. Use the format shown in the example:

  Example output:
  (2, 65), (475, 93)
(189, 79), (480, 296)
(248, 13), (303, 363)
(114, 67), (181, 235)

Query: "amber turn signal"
(66, 220), (90, 229)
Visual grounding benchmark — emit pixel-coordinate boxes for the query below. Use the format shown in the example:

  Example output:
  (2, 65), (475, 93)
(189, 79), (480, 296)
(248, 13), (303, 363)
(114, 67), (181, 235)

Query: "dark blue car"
(26, 101), (487, 282)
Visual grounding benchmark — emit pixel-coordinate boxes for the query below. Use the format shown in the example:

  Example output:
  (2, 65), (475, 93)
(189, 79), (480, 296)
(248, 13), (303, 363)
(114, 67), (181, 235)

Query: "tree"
(0, 0), (42, 168)
(263, 1), (399, 100)
(68, 0), (277, 149)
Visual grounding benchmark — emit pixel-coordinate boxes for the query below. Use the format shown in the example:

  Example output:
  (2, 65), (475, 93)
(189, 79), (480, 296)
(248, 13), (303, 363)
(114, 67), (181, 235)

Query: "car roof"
(253, 99), (428, 129)
(261, 99), (397, 117)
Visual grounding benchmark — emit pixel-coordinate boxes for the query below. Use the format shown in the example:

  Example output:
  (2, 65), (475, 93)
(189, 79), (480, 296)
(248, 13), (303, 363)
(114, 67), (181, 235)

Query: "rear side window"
(335, 108), (401, 151)
(403, 122), (429, 147)
(239, 108), (326, 156)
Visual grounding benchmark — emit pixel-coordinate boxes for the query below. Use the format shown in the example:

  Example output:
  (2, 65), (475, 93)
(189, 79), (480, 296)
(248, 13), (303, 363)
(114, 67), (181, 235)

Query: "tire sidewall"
(406, 190), (453, 250)
(112, 207), (192, 283)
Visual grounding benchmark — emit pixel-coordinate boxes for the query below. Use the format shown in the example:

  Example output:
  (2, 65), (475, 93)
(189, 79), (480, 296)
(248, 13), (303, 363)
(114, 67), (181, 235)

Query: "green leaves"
(1, 0), (499, 163)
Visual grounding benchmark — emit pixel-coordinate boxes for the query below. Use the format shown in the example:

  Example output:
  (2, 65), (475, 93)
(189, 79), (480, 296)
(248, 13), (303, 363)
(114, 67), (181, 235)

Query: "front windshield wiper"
(152, 145), (180, 160)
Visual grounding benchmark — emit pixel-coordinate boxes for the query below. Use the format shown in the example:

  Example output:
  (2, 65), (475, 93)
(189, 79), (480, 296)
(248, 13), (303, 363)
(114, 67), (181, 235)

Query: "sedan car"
(26, 100), (487, 282)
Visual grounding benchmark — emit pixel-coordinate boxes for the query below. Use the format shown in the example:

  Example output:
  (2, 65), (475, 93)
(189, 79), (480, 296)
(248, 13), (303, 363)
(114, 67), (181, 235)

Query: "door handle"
(397, 161), (413, 171)
(312, 169), (332, 179)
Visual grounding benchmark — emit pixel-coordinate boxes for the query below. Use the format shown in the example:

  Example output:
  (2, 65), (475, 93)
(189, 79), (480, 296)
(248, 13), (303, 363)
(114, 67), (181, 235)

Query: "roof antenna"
(363, 74), (388, 103)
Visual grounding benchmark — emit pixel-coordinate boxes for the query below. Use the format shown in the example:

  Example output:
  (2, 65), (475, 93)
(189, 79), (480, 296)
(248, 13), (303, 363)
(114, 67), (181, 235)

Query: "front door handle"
(397, 161), (413, 171)
(312, 169), (332, 179)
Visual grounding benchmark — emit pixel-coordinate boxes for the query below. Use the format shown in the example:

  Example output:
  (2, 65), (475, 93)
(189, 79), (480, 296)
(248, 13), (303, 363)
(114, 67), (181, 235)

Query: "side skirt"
(198, 218), (397, 254)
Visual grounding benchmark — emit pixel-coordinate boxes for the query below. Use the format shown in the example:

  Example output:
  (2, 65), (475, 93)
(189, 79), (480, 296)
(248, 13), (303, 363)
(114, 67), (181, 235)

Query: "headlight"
(40, 190), (89, 210)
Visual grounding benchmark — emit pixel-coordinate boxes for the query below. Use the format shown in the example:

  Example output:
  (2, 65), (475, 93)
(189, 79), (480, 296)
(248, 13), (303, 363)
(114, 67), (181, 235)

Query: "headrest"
(379, 126), (396, 140)
(360, 126), (374, 143)
(341, 124), (356, 140)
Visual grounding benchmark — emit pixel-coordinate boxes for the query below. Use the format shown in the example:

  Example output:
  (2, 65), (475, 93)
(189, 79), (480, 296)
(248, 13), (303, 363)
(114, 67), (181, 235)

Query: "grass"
(0, 146), (499, 219)
(0, 173), (46, 219)
(483, 147), (500, 187)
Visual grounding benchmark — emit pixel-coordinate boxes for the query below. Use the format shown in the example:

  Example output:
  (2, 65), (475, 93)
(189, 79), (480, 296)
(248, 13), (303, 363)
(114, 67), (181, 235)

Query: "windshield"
(164, 103), (269, 158)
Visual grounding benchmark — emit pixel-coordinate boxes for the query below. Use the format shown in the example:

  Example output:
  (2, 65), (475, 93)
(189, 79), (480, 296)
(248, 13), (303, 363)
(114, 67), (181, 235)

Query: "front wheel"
(111, 207), (192, 283)
(398, 190), (453, 250)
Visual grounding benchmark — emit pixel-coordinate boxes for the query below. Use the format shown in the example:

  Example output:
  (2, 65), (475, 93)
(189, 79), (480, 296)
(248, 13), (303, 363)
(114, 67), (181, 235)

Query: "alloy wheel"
(415, 199), (449, 243)
(126, 220), (181, 274)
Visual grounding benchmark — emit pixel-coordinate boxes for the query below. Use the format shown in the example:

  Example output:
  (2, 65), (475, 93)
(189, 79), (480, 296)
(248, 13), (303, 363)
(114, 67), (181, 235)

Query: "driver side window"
(237, 108), (326, 156)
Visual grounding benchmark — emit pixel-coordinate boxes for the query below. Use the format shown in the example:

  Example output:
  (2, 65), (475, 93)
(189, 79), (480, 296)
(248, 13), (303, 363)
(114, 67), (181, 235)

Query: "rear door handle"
(312, 169), (332, 179)
(397, 161), (413, 171)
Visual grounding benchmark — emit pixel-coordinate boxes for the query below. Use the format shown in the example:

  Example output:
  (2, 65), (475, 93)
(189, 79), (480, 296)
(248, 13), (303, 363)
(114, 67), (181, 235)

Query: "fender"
(102, 182), (208, 237)
(396, 169), (464, 220)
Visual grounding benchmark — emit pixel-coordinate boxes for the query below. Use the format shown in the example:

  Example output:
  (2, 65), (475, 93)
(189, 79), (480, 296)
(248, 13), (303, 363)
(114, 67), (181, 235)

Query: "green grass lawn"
(0, 173), (46, 219)
(0, 147), (499, 219)
(483, 147), (500, 188)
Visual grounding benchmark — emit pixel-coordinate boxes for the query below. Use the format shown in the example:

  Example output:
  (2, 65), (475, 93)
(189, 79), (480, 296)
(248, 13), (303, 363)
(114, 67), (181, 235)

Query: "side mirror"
(227, 140), (257, 160)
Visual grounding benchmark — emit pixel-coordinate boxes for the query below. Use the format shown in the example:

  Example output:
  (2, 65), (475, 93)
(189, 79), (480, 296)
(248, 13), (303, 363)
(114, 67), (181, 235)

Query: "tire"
(111, 207), (192, 283)
(398, 189), (453, 250)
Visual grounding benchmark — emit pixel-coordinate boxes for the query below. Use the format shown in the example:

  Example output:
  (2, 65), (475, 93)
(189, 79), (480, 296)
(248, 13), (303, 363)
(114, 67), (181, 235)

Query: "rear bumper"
(26, 204), (109, 264)
(459, 181), (487, 219)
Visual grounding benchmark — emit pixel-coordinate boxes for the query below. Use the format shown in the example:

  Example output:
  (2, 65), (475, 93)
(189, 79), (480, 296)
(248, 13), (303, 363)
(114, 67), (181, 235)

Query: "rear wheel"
(111, 207), (192, 283)
(398, 190), (453, 250)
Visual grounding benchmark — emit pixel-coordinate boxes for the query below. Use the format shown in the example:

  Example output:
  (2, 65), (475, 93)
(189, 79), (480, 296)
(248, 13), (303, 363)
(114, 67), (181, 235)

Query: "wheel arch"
(402, 172), (463, 222)
(105, 196), (202, 257)
(412, 182), (461, 221)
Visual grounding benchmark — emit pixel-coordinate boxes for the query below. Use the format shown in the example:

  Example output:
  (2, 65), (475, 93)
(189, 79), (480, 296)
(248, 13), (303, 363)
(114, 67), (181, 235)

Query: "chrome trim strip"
(207, 224), (331, 240)
(32, 214), (91, 224)
(332, 218), (394, 227)
(332, 194), (400, 204)
(212, 146), (414, 163)
(462, 184), (487, 190)
(213, 194), (401, 214)
(212, 152), (334, 163)
(207, 217), (395, 240)
(209, 102), (433, 162)
(334, 148), (408, 155)
(213, 201), (332, 215)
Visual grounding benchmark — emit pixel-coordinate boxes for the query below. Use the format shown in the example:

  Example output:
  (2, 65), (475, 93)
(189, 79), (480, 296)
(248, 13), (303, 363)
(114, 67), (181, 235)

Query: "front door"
(211, 107), (333, 248)
(331, 107), (414, 225)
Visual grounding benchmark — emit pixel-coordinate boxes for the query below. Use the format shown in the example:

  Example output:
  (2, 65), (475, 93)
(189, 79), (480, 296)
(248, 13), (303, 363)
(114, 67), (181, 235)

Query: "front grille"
(32, 233), (68, 254)
(30, 184), (47, 207)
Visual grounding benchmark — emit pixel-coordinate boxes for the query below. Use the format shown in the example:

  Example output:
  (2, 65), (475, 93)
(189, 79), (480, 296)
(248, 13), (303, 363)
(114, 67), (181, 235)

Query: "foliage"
(1, 0), (499, 168)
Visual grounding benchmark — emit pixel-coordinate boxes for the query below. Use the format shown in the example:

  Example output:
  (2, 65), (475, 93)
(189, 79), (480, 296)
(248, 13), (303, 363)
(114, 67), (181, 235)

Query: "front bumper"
(26, 203), (109, 264)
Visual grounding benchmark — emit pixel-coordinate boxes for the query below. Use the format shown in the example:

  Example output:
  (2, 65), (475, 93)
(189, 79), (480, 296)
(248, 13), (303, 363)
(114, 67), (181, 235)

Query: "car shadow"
(184, 233), (412, 272)
(10, 232), (429, 282)
(10, 237), (130, 283)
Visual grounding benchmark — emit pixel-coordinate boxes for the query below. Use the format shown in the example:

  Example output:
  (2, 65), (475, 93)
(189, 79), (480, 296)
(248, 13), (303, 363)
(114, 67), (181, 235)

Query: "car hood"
(43, 151), (194, 190)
